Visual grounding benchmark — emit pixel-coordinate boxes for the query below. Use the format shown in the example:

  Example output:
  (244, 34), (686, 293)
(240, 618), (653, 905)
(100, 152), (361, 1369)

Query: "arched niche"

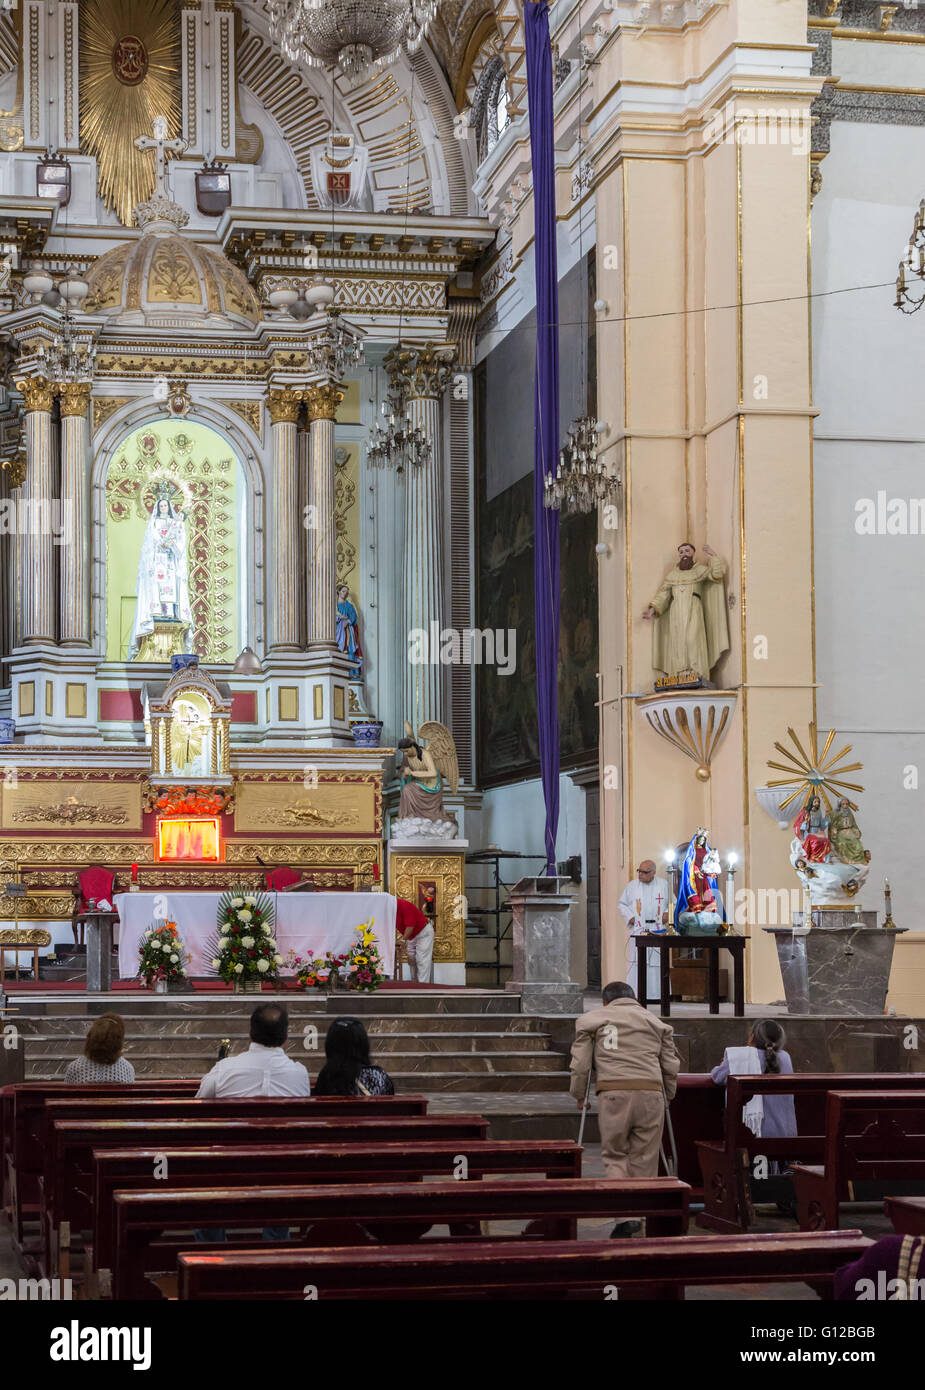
(103, 418), (250, 665)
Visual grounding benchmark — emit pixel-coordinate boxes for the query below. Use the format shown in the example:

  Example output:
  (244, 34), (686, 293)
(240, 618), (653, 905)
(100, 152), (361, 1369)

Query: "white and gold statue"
(642, 542), (729, 684)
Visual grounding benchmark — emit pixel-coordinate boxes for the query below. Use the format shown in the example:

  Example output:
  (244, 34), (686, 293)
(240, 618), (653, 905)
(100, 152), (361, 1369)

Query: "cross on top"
(134, 117), (186, 199)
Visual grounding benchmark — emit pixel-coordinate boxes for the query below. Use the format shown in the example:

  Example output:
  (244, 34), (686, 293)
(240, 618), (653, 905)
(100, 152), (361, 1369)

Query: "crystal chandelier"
(366, 391), (430, 472)
(267, 0), (437, 80)
(306, 308), (364, 379)
(22, 263), (95, 383)
(895, 198), (925, 313)
(543, 417), (619, 513)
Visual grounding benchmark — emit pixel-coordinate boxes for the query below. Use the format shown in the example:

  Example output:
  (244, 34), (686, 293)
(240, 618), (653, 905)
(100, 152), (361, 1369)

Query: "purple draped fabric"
(525, 0), (561, 875)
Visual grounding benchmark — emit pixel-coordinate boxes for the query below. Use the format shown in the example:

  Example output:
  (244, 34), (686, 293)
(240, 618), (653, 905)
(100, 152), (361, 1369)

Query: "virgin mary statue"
(128, 491), (193, 659)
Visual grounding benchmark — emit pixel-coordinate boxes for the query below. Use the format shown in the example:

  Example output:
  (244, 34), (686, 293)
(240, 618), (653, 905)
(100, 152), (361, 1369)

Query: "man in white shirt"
(195, 1004), (309, 1242)
(617, 860), (669, 1002)
(196, 1002), (311, 1099)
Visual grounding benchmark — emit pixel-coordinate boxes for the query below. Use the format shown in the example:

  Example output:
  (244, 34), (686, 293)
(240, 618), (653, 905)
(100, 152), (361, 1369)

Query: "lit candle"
(725, 852), (738, 928)
(884, 878), (893, 927)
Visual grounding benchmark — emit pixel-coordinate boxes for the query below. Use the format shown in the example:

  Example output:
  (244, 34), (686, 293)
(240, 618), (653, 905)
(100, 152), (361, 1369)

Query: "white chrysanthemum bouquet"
(207, 891), (282, 985)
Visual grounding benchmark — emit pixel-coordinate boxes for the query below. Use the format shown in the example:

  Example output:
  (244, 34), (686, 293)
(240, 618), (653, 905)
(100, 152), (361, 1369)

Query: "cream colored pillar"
(15, 375), (56, 646)
(59, 381), (91, 647)
(388, 345), (454, 729)
(267, 386), (302, 652)
(591, 6), (820, 1002)
(303, 382), (343, 649)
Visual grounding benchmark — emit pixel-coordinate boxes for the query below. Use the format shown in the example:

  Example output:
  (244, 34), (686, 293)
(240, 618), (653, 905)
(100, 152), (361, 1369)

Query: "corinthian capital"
(384, 343), (456, 400)
(303, 383), (343, 422)
(267, 386), (302, 425)
(15, 375), (55, 414)
(59, 381), (92, 418)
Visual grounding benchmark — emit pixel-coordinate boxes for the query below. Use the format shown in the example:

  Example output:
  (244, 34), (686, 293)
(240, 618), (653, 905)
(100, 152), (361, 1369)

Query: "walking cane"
(660, 1083), (679, 1178)
(577, 1065), (594, 1147)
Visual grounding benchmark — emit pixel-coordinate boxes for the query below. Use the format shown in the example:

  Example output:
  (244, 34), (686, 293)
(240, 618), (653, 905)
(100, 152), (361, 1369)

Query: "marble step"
(10, 991), (523, 1016)
(24, 1056), (570, 1089)
(20, 1029), (556, 1054)
(11, 1011), (546, 1035)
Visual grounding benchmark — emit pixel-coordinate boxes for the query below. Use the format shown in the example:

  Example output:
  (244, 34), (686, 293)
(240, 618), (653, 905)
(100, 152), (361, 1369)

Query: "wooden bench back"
(91, 1139), (584, 1273)
(824, 1090), (925, 1180)
(109, 1178), (690, 1299)
(723, 1073), (925, 1157)
(176, 1229), (871, 1300)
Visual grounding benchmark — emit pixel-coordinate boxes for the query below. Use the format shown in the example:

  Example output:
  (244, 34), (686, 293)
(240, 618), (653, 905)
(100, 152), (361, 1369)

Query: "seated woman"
(64, 1012), (135, 1084)
(711, 1018), (796, 1139)
(314, 1017), (395, 1096)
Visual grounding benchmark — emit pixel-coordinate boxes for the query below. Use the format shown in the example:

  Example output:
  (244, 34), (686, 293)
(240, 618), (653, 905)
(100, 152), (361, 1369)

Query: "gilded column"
(267, 387), (302, 652)
(303, 383), (343, 649)
(15, 376), (56, 645)
(387, 345), (455, 728)
(59, 381), (91, 647)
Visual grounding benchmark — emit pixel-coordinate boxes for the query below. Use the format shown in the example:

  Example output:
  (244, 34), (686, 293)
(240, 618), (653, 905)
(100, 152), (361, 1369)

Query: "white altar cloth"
(114, 891), (397, 979)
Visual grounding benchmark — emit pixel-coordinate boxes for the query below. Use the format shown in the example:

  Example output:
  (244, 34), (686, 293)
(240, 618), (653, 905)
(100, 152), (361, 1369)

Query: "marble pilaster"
(15, 375), (56, 646)
(303, 383), (343, 650)
(267, 386), (302, 653)
(765, 917), (907, 1016)
(58, 381), (91, 647)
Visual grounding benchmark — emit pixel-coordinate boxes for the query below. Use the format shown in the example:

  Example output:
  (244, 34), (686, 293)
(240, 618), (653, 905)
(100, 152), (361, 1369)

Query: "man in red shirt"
(396, 897), (435, 983)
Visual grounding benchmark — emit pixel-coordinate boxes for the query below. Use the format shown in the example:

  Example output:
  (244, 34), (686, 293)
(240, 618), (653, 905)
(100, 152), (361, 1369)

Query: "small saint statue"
(790, 794), (871, 906)
(642, 542), (729, 684)
(829, 798), (871, 866)
(335, 584), (363, 680)
(129, 487), (193, 660)
(794, 794), (831, 863)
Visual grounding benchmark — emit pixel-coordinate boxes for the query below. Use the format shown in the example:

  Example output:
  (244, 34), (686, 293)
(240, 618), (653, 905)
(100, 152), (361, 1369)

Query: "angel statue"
(394, 721), (459, 842)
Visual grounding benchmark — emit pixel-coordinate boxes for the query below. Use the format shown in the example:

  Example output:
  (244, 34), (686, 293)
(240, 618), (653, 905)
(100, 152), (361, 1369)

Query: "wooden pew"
(89, 1138), (584, 1284)
(885, 1196), (925, 1236)
(696, 1073), (925, 1233)
(662, 1074), (725, 1195)
(175, 1229), (871, 1301)
(3, 1080), (199, 1252)
(43, 1113), (484, 1278)
(791, 1091), (925, 1231)
(108, 1178), (690, 1299)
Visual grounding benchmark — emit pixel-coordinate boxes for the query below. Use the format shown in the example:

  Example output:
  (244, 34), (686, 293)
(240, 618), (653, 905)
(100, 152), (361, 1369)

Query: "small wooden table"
(634, 932), (748, 1016)
(0, 927), (51, 985)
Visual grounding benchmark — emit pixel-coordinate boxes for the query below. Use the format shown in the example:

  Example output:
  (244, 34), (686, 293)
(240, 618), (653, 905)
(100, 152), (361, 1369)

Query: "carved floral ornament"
(383, 343), (457, 399)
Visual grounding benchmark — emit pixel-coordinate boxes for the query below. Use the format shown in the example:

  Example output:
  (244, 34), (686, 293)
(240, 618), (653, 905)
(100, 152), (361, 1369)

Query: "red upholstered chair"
(72, 866), (116, 946)
(265, 866), (301, 892)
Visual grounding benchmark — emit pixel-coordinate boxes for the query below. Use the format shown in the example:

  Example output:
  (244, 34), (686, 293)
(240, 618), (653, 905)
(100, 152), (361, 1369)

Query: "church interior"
(0, 0), (923, 1337)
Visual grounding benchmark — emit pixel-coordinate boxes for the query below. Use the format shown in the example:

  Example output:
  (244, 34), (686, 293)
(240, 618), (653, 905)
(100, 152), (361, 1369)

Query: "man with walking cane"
(570, 980), (681, 1237)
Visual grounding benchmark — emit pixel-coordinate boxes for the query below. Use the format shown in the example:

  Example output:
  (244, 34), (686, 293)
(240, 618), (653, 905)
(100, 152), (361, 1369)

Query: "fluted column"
(15, 375), (56, 646)
(267, 386), (302, 652)
(303, 383), (343, 649)
(59, 381), (91, 647)
(387, 345), (455, 728)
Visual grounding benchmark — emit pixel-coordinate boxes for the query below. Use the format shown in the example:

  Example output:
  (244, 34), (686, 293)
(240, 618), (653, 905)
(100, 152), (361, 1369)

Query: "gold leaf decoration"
(79, 0), (181, 227)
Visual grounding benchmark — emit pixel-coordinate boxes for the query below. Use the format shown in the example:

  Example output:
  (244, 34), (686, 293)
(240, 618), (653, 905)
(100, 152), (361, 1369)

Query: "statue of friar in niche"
(642, 542), (729, 685)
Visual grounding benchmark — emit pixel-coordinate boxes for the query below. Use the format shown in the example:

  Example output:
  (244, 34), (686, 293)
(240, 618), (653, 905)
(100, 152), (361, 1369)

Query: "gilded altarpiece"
(391, 852), (466, 964)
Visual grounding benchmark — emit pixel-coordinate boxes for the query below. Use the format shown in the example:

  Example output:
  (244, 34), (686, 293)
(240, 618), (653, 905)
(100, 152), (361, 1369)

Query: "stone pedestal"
(505, 877), (582, 1015)
(765, 914), (907, 1015)
(387, 838), (467, 986)
(82, 911), (118, 992)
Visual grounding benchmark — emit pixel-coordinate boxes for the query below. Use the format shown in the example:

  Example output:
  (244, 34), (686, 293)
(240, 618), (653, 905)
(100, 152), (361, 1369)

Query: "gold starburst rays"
(767, 724), (865, 814)
(80, 0), (181, 227)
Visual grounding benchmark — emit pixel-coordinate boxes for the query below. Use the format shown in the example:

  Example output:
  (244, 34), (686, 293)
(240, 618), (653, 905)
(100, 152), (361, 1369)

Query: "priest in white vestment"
(618, 860), (669, 999)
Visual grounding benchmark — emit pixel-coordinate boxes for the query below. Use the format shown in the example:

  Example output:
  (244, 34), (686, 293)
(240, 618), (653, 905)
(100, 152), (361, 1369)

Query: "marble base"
(765, 919), (906, 1015)
(510, 981), (585, 1015)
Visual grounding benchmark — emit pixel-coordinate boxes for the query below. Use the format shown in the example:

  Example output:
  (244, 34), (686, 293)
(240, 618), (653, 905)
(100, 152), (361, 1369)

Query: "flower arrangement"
(287, 949), (349, 991)
(207, 891), (282, 985)
(345, 918), (385, 993)
(137, 920), (189, 987)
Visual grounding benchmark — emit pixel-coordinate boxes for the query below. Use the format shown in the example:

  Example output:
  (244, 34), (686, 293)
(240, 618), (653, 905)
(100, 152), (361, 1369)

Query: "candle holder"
(883, 878), (897, 929)
(664, 852), (677, 935)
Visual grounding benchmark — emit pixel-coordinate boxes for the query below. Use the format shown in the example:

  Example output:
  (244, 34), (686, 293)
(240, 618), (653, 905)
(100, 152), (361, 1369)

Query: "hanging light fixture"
(35, 305), (96, 384)
(305, 307), (364, 378)
(267, 0), (437, 81)
(366, 384), (431, 472)
(544, 417), (618, 513)
(896, 198), (925, 313)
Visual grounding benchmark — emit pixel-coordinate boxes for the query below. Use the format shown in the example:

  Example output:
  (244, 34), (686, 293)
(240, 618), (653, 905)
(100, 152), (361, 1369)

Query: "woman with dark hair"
(711, 1019), (796, 1140)
(64, 1012), (135, 1084)
(313, 1018), (394, 1096)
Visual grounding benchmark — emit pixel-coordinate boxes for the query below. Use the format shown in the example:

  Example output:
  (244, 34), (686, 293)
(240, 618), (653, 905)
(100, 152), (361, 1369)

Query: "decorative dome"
(83, 195), (260, 330)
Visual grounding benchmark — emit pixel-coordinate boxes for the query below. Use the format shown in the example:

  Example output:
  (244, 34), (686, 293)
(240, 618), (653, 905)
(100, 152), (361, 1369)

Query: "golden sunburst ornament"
(767, 724), (864, 814)
(80, 0), (181, 227)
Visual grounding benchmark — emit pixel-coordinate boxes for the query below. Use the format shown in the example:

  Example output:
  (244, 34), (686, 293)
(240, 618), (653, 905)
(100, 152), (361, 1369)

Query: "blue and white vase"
(0, 718), (14, 745)
(351, 718), (383, 748)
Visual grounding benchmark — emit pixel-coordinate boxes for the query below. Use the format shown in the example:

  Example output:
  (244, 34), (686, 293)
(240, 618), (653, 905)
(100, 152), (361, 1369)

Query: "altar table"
(114, 892), (397, 980)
